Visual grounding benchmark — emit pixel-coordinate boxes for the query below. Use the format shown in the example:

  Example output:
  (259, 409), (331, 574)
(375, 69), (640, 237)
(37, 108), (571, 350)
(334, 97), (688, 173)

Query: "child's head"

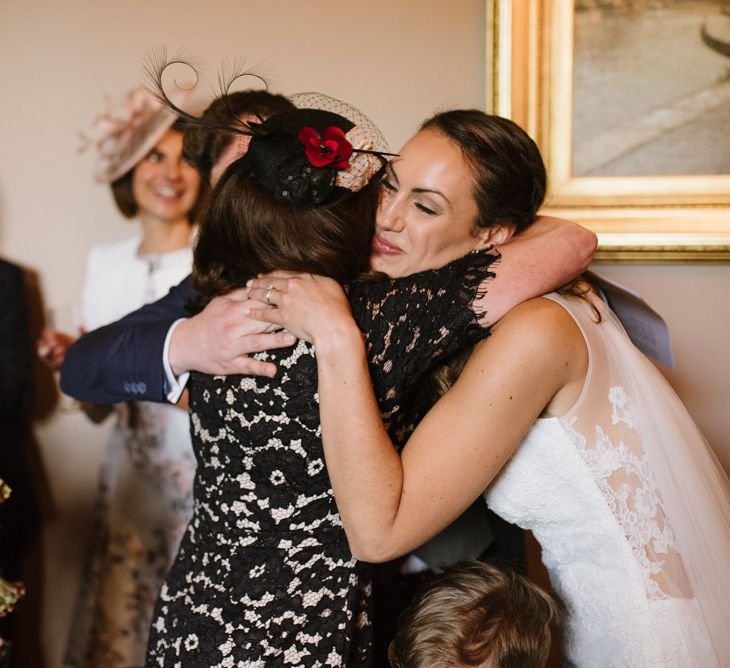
(389, 561), (560, 668)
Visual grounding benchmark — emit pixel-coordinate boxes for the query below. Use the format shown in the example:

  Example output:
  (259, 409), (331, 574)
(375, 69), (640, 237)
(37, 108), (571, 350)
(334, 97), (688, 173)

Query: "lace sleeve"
(347, 249), (500, 443)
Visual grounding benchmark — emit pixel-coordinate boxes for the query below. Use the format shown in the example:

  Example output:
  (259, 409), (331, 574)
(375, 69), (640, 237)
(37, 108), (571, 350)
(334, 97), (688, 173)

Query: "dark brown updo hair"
(192, 159), (378, 306)
(419, 110), (546, 236)
(418, 112), (553, 397)
(421, 113), (598, 321)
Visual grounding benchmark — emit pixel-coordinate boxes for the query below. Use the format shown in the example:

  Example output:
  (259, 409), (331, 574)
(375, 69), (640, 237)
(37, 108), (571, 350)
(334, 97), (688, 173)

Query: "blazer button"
(124, 382), (131, 393)
(138, 382), (147, 394)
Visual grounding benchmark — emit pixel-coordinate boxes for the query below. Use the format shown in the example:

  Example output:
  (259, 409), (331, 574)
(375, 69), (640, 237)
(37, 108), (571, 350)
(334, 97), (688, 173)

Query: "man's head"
(389, 561), (560, 668)
(183, 90), (295, 184)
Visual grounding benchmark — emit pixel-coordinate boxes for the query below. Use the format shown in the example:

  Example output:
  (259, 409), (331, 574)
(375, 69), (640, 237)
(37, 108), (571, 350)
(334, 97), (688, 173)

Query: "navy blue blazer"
(60, 275), (196, 404)
(59, 270), (515, 575)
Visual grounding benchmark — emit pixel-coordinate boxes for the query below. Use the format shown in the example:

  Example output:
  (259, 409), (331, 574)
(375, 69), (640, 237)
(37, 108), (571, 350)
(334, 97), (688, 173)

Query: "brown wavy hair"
(192, 158), (379, 306)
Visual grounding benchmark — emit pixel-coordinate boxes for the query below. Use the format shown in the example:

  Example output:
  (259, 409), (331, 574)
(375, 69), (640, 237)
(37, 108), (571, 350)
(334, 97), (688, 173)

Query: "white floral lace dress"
(484, 293), (727, 667)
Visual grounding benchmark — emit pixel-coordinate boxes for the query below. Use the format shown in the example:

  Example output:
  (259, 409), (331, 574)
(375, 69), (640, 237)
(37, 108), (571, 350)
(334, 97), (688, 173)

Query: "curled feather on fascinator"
(144, 53), (395, 208)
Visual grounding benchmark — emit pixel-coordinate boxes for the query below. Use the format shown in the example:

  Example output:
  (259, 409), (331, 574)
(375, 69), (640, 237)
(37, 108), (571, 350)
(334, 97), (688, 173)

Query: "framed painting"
(485, 0), (730, 261)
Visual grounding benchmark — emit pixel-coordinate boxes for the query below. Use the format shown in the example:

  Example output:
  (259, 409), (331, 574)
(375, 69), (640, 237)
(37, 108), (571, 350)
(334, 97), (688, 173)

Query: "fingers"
(247, 308), (286, 327)
(38, 345), (64, 370)
(248, 283), (286, 307)
(248, 278), (288, 292)
(37, 329), (76, 370)
(246, 275), (294, 293)
(233, 358), (279, 378)
(239, 298), (268, 310)
(236, 330), (296, 355)
(255, 270), (301, 281)
(224, 287), (251, 302)
(237, 302), (283, 331)
(36, 342), (56, 368)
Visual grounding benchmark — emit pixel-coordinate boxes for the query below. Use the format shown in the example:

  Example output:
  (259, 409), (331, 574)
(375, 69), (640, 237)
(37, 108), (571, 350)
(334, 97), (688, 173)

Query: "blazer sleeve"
(60, 274), (195, 404)
(0, 261), (32, 417)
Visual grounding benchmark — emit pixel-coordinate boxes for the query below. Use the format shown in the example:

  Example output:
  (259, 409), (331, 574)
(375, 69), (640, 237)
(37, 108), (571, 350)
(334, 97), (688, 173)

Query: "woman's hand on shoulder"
(247, 271), (361, 349)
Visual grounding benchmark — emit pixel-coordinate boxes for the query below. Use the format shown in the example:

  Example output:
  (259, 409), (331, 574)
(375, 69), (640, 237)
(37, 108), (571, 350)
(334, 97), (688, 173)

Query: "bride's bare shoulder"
(494, 295), (577, 329)
(485, 296), (586, 362)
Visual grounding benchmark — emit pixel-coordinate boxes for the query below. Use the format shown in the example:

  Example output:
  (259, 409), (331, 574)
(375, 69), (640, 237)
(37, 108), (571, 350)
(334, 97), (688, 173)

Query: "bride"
(250, 109), (730, 666)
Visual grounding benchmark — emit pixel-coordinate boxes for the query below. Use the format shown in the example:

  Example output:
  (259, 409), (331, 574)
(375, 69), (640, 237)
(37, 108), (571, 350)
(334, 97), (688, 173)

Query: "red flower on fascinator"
(298, 126), (353, 169)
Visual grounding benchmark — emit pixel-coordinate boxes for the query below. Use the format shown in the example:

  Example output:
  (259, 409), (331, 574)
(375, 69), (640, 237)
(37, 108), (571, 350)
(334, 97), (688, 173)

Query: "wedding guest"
(49, 85), (299, 668)
(59, 74), (595, 665)
(38, 86), (204, 667)
(137, 86), (589, 664)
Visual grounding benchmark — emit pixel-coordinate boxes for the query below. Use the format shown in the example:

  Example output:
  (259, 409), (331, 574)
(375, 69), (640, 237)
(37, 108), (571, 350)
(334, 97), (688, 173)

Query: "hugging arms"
(242, 112), (730, 665)
(60, 214), (595, 404)
(58, 82), (730, 665)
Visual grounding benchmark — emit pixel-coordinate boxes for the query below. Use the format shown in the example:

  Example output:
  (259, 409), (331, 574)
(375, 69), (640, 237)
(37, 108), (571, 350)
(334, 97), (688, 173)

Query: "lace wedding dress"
(484, 293), (730, 666)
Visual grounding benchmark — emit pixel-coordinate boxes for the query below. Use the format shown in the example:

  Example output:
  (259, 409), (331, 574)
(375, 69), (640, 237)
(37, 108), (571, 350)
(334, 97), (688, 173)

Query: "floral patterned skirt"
(64, 407), (196, 668)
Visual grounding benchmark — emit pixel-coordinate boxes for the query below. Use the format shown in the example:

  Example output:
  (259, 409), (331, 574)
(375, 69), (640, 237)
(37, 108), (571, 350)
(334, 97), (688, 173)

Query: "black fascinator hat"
(243, 93), (392, 208)
(143, 54), (394, 210)
(245, 108), (357, 208)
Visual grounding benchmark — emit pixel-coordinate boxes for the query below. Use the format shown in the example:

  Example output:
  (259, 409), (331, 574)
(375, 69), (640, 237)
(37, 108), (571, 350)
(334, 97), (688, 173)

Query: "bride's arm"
(483, 216), (596, 325)
(250, 280), (585, 562)
(315, 299), (583, 561)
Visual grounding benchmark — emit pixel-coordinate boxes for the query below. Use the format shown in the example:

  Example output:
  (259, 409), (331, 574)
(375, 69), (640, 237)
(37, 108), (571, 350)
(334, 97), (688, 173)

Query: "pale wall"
(0, 2), (727, 666)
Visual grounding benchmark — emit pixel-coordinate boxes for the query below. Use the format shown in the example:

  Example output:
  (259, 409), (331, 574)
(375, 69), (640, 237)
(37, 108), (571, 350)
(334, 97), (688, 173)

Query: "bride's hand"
(247, 271), (359, 346)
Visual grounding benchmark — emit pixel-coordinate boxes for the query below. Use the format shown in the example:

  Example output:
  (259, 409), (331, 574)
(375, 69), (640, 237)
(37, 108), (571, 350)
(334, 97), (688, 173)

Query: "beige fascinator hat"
(80, 86), (179, 184)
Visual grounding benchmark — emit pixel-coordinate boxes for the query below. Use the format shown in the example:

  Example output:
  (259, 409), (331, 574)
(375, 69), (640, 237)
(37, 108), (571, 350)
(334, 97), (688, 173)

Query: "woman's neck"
(137, 216), (193, 255)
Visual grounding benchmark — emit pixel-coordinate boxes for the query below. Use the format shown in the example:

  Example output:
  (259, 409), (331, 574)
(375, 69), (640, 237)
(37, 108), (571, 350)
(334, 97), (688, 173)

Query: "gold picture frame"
(485, 0), (730, 261)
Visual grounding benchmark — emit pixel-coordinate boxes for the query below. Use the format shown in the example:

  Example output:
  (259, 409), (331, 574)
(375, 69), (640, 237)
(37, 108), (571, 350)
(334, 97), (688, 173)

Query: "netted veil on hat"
(80, 87), (179, 183)
(290, 92), (390, 194)
(142, 53), (395, 208)
(239, 92), (393, 208)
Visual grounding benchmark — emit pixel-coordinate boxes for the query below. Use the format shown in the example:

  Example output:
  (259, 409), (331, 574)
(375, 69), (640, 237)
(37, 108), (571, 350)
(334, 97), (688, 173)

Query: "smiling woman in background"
(39, 87), (206, 667)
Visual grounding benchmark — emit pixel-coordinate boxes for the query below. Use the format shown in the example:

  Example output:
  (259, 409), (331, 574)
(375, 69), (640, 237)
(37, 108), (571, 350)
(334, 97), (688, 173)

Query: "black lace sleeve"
(347, 249), (500, 445)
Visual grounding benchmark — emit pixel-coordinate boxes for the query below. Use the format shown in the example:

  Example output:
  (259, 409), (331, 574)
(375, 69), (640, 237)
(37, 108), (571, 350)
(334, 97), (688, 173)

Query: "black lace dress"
(145, 250), (498, 667)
